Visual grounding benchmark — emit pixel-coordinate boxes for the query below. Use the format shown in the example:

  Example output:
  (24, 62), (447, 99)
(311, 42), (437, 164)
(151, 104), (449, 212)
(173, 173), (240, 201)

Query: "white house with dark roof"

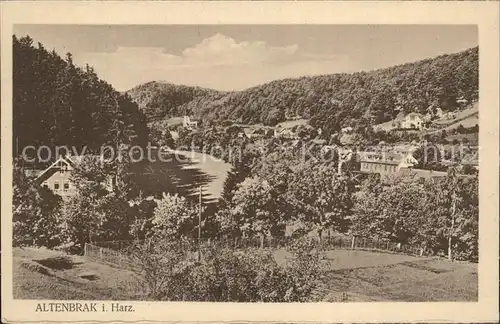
(393, 112), (425, 130)
(183, 116), (198, 130)
(358, 151), (418, 174)
(31, 155), (113, 198)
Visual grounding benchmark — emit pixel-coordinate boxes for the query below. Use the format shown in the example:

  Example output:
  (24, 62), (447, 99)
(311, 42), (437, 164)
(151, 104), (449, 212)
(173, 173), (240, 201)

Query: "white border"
(1, 1), (499, 323)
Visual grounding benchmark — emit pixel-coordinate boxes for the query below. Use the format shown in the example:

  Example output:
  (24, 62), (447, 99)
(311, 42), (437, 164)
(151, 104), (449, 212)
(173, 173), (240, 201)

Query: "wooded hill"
(13, 35), (149, 158)
(127, 47), (478, 138)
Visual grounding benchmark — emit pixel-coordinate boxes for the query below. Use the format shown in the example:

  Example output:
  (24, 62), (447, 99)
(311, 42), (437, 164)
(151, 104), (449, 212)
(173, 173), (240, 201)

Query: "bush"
(127, 237), (327, 302)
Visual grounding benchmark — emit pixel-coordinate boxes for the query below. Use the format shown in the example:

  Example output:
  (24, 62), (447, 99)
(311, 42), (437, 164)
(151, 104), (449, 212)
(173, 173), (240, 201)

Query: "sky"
(14, 25), (478, 92)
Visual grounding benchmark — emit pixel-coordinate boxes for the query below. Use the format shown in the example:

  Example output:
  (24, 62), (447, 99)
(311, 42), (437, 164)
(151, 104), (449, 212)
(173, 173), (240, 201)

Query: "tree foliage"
(288, 164), (355, 239)
(351, 172), (478, 261)
(13, 160), (64, 248)
(151, 193), (203, 240)
(13, 35), (148, 160)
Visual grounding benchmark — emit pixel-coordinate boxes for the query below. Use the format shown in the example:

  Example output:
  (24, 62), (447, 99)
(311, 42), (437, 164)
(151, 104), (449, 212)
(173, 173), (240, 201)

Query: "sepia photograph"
(1, 1), (499, 324)
(10, 23), (481, 302)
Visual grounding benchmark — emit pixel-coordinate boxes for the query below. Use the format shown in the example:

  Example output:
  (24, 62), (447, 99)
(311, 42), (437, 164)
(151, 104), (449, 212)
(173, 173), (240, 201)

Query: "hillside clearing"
(13, 248), (143, 300)
(13, 247), (477, 301)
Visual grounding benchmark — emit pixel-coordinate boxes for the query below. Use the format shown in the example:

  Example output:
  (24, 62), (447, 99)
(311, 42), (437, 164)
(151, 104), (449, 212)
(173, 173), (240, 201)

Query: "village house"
(183, 116), (198, 130)
(341, 126), (353, 133)
(237, 127), (268, 139)
(169, 130), (179, 142)
(274, 127), (298, 139)
(358, 150), (418, 174)
(461, 150), (479, 171)
(30, 155), (113, 198)
(392, 112), (425, 130)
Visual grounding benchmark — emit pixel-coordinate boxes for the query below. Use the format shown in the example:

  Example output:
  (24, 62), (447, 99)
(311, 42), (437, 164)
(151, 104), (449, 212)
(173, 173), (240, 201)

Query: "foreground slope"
(13, 247), (477, 301)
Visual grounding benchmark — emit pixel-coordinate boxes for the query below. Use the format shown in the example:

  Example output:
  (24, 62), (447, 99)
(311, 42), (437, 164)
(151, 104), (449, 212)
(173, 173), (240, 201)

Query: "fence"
(85, 234), (426, 269)
(84, 243), (136, 269)
(198, 235), (424, 257)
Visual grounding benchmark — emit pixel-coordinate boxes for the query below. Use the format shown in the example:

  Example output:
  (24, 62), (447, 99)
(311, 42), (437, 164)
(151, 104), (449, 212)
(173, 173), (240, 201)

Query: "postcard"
(1, 1), (499, 323)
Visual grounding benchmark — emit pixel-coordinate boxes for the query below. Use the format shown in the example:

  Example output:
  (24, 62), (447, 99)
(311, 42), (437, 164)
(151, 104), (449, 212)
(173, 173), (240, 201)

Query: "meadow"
(13, 247), (477, 302)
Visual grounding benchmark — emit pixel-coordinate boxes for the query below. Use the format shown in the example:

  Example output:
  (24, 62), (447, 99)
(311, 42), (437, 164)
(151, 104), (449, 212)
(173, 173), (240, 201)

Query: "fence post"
(99, 248), (103, 261)
(351, 236), (355, 249)
(84, 243), (87, 257)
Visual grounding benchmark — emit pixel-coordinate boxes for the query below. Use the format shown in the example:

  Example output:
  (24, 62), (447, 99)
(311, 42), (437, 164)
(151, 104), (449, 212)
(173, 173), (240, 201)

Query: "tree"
(462, 164), (477, 175)
(12, 161), (64, 248)
(351, 171), (478, 261)
(61, 155), (134, 250)
(225, 177), (279, 245)
(351, 174), (426, 244)
(129, 197), (157, 239)
(288, 164), (355, 242)
(13, 35), (149, 157)
(219, 145), (260, 208)
(152, 193), (202, 240)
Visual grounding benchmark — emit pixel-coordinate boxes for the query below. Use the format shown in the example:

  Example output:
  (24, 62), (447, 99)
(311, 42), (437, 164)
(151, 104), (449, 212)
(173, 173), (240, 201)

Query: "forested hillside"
(13, 36), (149, 157)
(127, 82), (223, 121)
(127, 47), (478, 137)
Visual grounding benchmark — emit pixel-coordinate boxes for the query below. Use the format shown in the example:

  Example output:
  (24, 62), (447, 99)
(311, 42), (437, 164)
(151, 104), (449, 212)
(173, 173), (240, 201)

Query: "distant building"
(245, 128), (266, 139)
(183, 116), (198, 130)
(30, 155), (113, 198)
(435, 107), (444, 118)
(393, 113), (425, 130)
(274, 126), (298, 139)
(341, 126), (353, 133)
(461, 151), (479, 171)
(358, 151), (418, 174)
(169, 131), (179, 141)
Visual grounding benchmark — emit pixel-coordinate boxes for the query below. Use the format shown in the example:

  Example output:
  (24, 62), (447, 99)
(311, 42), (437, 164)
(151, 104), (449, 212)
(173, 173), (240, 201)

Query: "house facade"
(32, 155), (113, 198)
(397, 113), (424, 130)
(183, 116), (198, 130)
(358, 151), (418, 174)
(274, 126), (298, 139)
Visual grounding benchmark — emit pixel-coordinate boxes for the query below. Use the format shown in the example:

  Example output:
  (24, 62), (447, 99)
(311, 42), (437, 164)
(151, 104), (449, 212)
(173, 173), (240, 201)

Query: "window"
(42, 182), (48, 188)
(54, 181), (60, 190)
(63, 182), (70, 191)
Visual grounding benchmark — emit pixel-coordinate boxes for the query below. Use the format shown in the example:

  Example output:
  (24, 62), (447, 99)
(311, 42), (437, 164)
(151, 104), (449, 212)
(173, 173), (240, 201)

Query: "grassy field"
(13, 248), (143, 300)
(13, 247), (477, 301)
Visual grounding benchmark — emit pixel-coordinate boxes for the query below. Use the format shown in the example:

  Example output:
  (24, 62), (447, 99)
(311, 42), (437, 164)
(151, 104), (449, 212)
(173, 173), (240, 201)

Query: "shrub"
(127, 237), (326, 302)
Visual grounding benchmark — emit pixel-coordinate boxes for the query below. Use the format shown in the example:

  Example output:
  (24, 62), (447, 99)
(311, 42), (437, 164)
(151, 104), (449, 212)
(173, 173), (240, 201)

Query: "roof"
(34, 156), (73, 183)
(312, 139), (327, 145)
(244, 128), (256, 135)
(406, 112), (424, 117)
(358, 151), (413, 166)
(34, 154), (101, 183)
(461, 153), (479, 165)
(392, 144), (419, 154)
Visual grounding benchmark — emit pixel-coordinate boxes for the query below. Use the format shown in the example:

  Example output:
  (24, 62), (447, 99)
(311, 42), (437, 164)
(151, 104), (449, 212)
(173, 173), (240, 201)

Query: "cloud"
(75, 33), (355, 91)
(181, 33), (299, 66)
